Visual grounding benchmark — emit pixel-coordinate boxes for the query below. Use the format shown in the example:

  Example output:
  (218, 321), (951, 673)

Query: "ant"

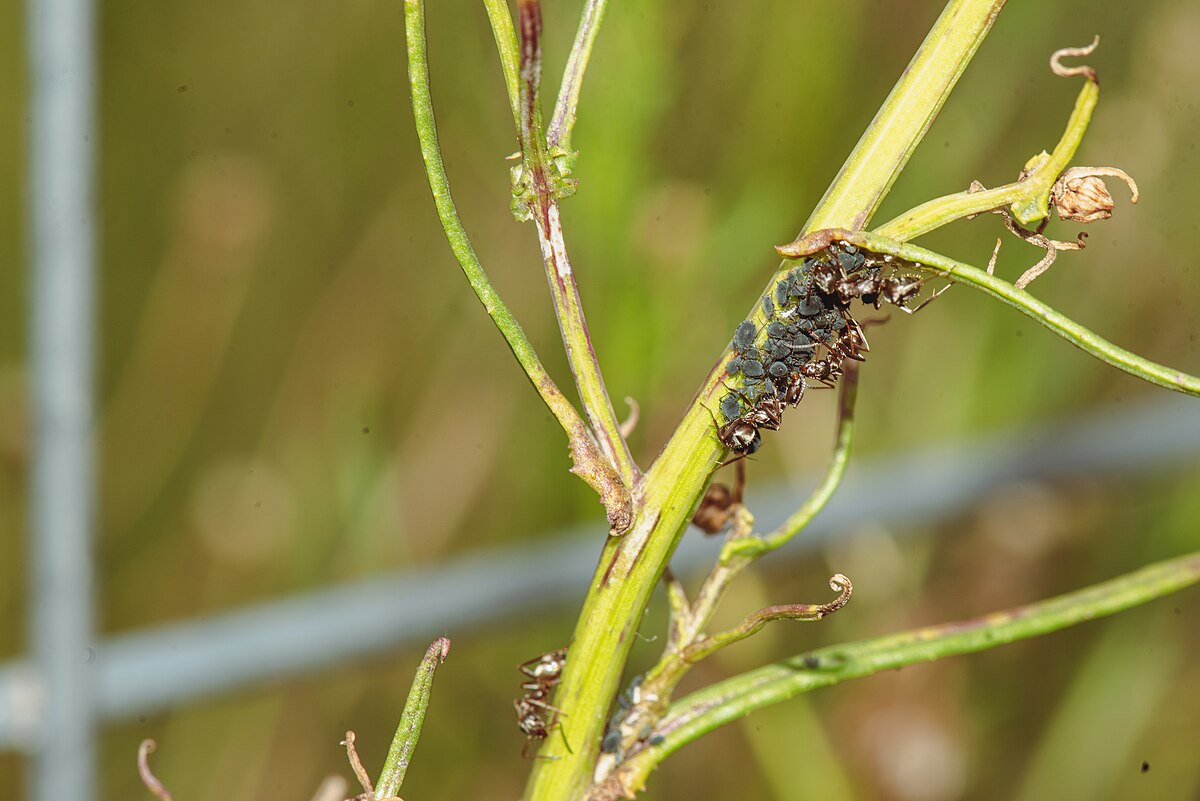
(515, 648), (571, 758)
(842, 268), (949, 314)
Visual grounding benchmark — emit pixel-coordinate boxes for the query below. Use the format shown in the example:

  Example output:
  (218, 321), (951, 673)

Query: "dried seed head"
(1051, 166), (1139, 224)
(1055, 174), (1114, 222)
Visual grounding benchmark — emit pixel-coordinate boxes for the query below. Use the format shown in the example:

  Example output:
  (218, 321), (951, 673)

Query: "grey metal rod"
(1, 396), (1196, 751)
(26, 0), (98, 799)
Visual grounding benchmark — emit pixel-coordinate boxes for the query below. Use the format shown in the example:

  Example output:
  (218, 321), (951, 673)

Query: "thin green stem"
(516, 0), (639, 494)
(780, 229), (1200, 396)
(680, 575), (852, 665)
(640, 506), (756, 698)
(404, 0), (626, 518)
(878, 54), (1099, 240)
(724, 365), (860, 562)
(482, 0), (521, 127)
(804, 0), (1008, 232)
(608, 552), (1200, 793)
(525, 3), (1007, 799)
(548, 0), (609, 152)
(374, 637), (450, 800)
(602, 375), (857, 776)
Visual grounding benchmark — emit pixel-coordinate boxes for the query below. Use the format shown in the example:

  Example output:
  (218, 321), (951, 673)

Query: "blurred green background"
(3, 0), (1199, 799)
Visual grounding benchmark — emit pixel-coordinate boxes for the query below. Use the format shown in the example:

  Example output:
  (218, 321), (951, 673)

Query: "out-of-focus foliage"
(2, 0), (1198, 799)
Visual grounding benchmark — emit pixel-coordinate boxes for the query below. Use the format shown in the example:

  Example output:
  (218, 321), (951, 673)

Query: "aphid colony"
(514, 647), (568, 757)
(716, 243), (944, 456)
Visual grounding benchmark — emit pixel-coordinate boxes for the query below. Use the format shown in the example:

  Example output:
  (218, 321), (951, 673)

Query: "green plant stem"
(516, 0), (640, 497)
(404, 0), (626, 518)
(680, 575), (853, 665)
(804, 0), (1008, 233)
(609, 551), (1200, 792)
(781, 228), (1200, 396)
(723, 364), (860, 563)
(482, 0), (521, 127)
(524, 2), (1005, 798)
(547, 0), (609, 152)
(374, 637), (450, 800)
(604, 373), (857, 774)
(877, 64), (1098, 239)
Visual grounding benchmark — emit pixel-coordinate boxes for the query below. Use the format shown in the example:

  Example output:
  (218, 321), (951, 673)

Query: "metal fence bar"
(2, 396), (1196, 750)
(26, 0), (98, 799)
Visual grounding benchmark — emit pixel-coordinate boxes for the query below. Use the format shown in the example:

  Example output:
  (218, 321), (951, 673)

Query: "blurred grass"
(3, 0), (1199, 799)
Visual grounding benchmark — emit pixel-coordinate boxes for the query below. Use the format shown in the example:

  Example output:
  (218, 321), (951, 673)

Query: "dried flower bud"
(1054, 175), (1114, 223)
(1051, 166), (1139, 224)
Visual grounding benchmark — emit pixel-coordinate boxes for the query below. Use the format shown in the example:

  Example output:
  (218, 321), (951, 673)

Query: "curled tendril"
(996, 210), (1089, 289)
(619, 396), (640, 438)
(1051, 35), (1100, 83)
(137, 740), (176, 801)
(824, 573), (854, 613)
(340, 733), (372, 801)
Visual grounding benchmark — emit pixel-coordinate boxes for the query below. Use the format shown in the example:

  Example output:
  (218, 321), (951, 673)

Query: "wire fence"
(8, 371), (1200, 787)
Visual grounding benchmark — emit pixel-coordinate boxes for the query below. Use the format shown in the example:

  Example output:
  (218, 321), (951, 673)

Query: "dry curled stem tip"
(567, 428), (634, 534)
(619, 396), (640, 439)
(986, 237), (1003, 275)
(1051, 166), (1140, 223)
(340, 731), (376, 801)
(137, 739), (176, 801)
(1051, 35), (1100, 83)
(991, 208), (1087, 290)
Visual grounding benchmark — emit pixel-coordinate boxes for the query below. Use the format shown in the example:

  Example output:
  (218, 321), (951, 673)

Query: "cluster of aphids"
(716, 243), (943, 457)
(514, 647), (568, 758)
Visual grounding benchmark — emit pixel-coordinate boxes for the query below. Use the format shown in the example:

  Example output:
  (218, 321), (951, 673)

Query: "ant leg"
(846, 316), (870, 352)
(555, 722), (575, 755)
(901, 277), (953, 314)
(717, 451), (748, 468)
(732, 459), (746, 504)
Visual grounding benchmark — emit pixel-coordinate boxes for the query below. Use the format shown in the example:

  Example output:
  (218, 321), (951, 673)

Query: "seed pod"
(1054, 174), (1114, 223)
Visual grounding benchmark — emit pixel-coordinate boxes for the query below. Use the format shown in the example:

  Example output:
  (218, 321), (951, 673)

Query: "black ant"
(515, 648), (571, 758)
(714, 413), (762, 458)
(843, 268), (949, 314)
(708, 385), (784, 461)
(826, 316), (869, 362)
(800, 357), (842, 387)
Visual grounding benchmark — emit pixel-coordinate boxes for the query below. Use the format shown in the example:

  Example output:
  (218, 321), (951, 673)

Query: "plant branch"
(595, 373), (859, 781)
(804, 0), (1008, 232)
(404, 0), (629, 524)
(482, 0), (521, 127)
(374, 637), (451, 800)
(514, 0), (640, 510)
(877, 37), (1101, 241)
(724, 364), (860, 562)
(679, 575), (853, 665)
(607, 551), (1200, 794)
(524, 2), (1007, 798)
(778, 229), (1200, 396)
(548, 0), (609, 153)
